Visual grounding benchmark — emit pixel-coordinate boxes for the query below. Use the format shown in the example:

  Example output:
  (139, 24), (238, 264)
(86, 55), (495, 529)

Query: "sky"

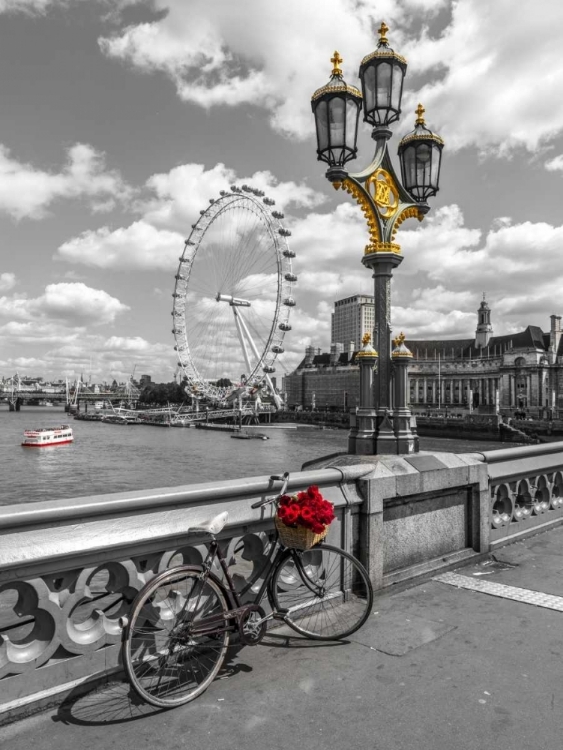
(1, 0), (563, 385)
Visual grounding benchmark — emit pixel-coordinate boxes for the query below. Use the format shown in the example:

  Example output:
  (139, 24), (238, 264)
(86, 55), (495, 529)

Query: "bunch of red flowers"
(276, 485), (335, 534)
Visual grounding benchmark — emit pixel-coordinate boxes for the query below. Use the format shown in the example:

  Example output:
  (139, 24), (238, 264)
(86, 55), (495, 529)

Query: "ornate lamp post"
(311, 22), (444, 455)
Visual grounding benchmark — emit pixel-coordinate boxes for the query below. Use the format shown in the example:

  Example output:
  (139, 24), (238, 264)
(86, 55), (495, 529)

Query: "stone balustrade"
(483, 442), (563, 545)
(3, 441), (563, 723)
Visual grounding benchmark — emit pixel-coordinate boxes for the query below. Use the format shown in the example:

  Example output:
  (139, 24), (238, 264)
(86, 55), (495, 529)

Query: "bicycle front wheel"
(123, 566), (230, 707)
(270, 544), (373, 640)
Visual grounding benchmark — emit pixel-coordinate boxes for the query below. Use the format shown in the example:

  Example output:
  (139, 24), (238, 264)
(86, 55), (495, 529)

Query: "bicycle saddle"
(190, 511), (229, 535)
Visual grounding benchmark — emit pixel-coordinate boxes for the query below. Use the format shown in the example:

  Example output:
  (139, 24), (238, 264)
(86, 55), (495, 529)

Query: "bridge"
(0, 374), (140, 411)
(2, 439), (563, 727)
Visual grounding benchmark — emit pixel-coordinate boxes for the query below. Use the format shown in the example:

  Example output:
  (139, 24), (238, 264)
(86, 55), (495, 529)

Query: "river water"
(0, 407), (507, 507)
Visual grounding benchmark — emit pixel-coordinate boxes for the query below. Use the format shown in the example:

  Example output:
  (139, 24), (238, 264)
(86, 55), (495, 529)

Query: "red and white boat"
(21, 425), (74, 447)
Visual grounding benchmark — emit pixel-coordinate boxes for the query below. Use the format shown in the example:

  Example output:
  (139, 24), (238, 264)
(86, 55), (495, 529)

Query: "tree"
(215, 378), (232, 388)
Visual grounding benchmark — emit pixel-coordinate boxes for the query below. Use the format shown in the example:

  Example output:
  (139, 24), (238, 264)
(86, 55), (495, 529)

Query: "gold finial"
(393, 331), (406, 347)
(378, 22), (389, 44)
(331, 51), (343, 76)
(362, 332), (371, 346)
(415, 103), (425, 125)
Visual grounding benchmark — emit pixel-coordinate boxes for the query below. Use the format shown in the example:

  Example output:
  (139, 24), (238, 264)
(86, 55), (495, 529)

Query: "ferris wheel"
(172, 185), (296, 408)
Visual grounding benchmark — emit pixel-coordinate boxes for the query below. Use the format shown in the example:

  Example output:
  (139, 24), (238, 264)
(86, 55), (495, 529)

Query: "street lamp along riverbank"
(311, 22), (444, 456)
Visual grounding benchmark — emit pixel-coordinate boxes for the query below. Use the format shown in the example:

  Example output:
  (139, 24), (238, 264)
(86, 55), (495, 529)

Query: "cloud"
(142, 163), (324, 231)
(0, 272), (16, 291)
(1, 334), (173, 382)
(56, 162), (325, 269)
(0, 143), (130, 220)
(545, 154), (563, 172)
(98, 0), (446, 140)
(0, 282), (129, 326)
(0, 0), (61, 12)
(402, 0), (563, 156)
(94, 0), (563, 159)
(56, 220), (184, 270)
(36, 283), (129, 324)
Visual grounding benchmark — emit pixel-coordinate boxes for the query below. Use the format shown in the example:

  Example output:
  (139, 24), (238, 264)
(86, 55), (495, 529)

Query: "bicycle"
(120, 472), (374, 708)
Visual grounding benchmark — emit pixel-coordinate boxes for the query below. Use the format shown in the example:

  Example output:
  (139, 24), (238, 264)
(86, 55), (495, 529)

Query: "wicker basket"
(275, 516), (328, 550)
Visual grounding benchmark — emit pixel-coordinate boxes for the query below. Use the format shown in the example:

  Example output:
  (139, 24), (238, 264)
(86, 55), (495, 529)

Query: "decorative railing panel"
(483, 442), (563, 542)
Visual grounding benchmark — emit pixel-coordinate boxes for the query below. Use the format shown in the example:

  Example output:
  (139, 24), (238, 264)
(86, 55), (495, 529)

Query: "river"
(0, 407), (508, 507)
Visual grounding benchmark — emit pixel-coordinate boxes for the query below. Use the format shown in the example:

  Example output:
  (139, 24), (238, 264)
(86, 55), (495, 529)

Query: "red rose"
(284, 508), (299, 525)
(279, 494), (293, 508)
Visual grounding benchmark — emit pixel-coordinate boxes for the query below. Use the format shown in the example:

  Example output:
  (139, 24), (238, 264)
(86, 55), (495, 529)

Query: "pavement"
(3, 526), (563, 750)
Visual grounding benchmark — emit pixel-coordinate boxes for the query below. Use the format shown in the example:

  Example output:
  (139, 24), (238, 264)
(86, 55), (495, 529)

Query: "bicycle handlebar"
(250, 472), (290, 509)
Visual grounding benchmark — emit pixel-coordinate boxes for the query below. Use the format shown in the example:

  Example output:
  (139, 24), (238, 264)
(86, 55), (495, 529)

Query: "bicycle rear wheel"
(270, 544), (373, 640)
(123, 566), (230, 707)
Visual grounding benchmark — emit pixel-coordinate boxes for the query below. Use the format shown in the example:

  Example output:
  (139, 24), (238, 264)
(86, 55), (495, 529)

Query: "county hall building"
(283, 296), (563, 419)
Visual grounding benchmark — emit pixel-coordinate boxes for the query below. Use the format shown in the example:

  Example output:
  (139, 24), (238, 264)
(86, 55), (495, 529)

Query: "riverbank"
(271, 410), (563, 445)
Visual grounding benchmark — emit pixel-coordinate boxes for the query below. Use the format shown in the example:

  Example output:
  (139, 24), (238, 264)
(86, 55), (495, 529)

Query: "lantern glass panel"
(417, 144), (432, 198)
(364, 65), (375, 113)
(329, 97), (346, 147)
(315, 100), (329, 152)
(430, 144), (442, 187)
(346, 98), (359, 150)
(391, 63), (403, 110)
(376, 62), (392, 109)
(402, 145), (417, 189)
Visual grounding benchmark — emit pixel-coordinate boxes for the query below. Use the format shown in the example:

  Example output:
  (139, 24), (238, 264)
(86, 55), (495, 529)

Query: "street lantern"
(398, 104), (444, 201)
(358, 22), (407, 128)
(311, 22), (444, 457)
(311, 51), (363, 169)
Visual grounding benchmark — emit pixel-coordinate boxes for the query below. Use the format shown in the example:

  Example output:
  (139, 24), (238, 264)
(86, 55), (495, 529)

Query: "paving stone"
(433, 572), (563, 611)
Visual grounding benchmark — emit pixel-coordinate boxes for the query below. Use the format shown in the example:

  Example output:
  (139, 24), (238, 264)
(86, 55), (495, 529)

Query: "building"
(331, 294), (375, 351)
(283, 296), (563, 419)
(407, 299), (562, 418)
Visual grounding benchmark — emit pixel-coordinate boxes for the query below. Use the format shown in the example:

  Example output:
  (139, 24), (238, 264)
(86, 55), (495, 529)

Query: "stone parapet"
(4, 442), (563, 722)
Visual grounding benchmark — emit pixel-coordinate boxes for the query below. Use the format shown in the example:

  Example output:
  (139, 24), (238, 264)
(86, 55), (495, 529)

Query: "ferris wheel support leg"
(233, 307), (254, 375)
(236, 312), (282, 410)
(236, 310), (263, 365)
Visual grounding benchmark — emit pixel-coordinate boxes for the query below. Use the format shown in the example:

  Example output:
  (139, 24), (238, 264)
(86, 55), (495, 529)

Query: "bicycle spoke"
(123, 569), (230, 707)
(271, 545), (373, 640)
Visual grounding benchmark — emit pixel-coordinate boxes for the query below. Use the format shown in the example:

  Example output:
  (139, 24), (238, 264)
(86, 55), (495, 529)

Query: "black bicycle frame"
(184, 536), (325, 638)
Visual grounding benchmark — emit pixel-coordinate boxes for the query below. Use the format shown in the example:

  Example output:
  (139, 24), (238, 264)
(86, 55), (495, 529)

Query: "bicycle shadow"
(52, 636), (343, 727)
(259, 631), (349, 649)
(52, 646), (252, 727)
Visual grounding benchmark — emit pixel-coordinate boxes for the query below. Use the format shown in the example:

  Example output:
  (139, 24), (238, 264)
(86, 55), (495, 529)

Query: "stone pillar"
(350, 335), (378, 455)
(392, 334), (418, 454)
